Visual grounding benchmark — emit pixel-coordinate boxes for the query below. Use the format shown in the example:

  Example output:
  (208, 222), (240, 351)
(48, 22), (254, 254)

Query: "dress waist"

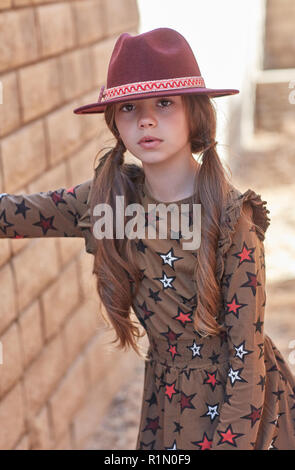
(146, 332), (230, 369)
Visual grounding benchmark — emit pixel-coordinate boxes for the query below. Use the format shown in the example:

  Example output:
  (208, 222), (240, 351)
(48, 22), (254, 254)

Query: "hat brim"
(73, 87), (239, 114)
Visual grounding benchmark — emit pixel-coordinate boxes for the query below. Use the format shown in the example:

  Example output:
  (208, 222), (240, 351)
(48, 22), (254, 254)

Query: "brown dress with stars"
(1, 164), (295, 450)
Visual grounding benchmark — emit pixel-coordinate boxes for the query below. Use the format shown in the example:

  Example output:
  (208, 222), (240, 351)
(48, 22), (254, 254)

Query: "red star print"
(216, 424), (244, 447)
(225, 294), (247, 319)
(33, 212), (57, 235)
(241, 271), (262, 296)
(66, 185), (79, 197)
(180, 391), (197, 413)
(233, 242), (255, 265)
(50, 190), (66, 206)
(241, 404), (263, 428)
(173, 308), (193, 326)
(203, 370), (221, 391)
(192, 432), (213, 450)
(167, 344), (181, 361)
(165, 380), (179, 402)
(142, 416), (162, 436)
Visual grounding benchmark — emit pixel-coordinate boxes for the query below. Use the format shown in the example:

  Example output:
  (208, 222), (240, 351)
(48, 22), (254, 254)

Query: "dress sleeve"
(0, 177), (97, 254)
(211, 188), (271, 450)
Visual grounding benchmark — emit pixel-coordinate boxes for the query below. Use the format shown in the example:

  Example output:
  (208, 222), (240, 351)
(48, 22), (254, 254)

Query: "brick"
(0, 9), (38, 73)
(49, 355), (87, 439)
(46, 101), (83, 165)
(0, 72), (21, 137)
(63, 299), (100, 366)
(41, 260), (80, 340)
(83, 330), (116, 386)
(37, 3), (75, 58)
(28, 160), (68, 193)
(103, 0), (139, 36)
(14, 433), (30, 450)
(1, 120), (46, 193)
(19, 58), (62, 122)
(12, 238), (59, 312)
(53, 430), (72, 450)
(13, 0), (31, 6)
(74, 88), (106, 140)
(0, 382), (25, 450)
(18, 300), (43, 369)
(255, 81), (295, 133)
(59, 48), (93, 102)
(0, 322), (23, 396)
(23, 333), (66, 414)
(72, 0), (105, 46)
(0, 262), (17, 334)
(0, 239), (10, 268)
(0, 0), (12, 10)
(26, 405), (53, 450)
(56, 237), (85, 267)
(91, 37), (117, 87)
(76, 251), (99, 301)
(68, 137), (100, 185)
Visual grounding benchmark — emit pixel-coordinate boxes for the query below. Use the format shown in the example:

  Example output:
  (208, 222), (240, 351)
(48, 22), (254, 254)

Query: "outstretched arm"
(211, 202), (267, 450)
(0, 179), (92, 240)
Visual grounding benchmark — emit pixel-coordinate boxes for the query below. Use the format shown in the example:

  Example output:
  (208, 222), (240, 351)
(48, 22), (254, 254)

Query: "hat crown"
(107, 28), (201, 88)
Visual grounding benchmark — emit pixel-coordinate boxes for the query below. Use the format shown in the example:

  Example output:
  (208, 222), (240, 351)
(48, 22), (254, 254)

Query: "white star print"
(188, 340), (202, 358)
(166, 440), (177, 450)
(159, 272), (175, 289)
(206, 404), (219, 422)
(234, 343), (250, 360)
(228, 367), (243, 385)
(159, 249), (181, 268)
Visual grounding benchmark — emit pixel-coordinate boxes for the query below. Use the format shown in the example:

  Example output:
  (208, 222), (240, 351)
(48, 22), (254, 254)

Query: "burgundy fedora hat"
(73, 27), (239, 115)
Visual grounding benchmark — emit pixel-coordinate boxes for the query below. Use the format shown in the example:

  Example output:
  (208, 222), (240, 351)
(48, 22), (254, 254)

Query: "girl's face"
(114, 95), (192, 165)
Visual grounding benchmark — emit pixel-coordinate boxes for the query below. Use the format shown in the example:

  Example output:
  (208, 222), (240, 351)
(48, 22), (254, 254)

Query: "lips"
(138, 136), (162, 144)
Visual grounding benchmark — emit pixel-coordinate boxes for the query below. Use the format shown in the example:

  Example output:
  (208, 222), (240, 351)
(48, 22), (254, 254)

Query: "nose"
(138, 109), (157, 129)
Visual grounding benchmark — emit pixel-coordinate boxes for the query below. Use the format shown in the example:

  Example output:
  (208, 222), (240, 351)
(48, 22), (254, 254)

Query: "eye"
(119, 99), (173, 112)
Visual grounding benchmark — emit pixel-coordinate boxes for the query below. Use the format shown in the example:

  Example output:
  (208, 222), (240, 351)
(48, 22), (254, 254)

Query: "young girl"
(1, 27), (295, 451)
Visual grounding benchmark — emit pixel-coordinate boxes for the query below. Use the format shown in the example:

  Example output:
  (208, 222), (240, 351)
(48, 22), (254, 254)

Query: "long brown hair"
(89, 94), (250, 359)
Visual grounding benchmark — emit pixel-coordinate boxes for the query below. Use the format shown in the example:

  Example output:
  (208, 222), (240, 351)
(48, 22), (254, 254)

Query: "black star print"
(14, 199), (31, 218)
(0, 209), (14, 235)
(148, 288), (162, 304)
(145, 392), (157, 407)
(178, 293), (197, 308)
(209, 351), (221, 365)
(173, 421), (183, 434)
(136, 238), (147, 253)
(137, 300), (155, 321)
(272, 389), (285, 402)
(253, 316), (264, 333)
(139, 440), (156, 450)
(257, 375), (266, 392)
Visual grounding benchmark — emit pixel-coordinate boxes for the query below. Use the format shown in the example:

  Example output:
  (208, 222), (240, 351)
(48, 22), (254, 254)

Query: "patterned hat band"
(97, 76), (206, 103)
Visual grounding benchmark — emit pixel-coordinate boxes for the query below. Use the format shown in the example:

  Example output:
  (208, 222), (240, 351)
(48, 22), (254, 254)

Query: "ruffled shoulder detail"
(215, 185), (271, 284)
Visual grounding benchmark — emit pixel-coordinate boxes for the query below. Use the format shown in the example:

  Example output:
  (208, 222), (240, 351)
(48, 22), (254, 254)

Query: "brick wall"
(0, 0), (144, 450)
